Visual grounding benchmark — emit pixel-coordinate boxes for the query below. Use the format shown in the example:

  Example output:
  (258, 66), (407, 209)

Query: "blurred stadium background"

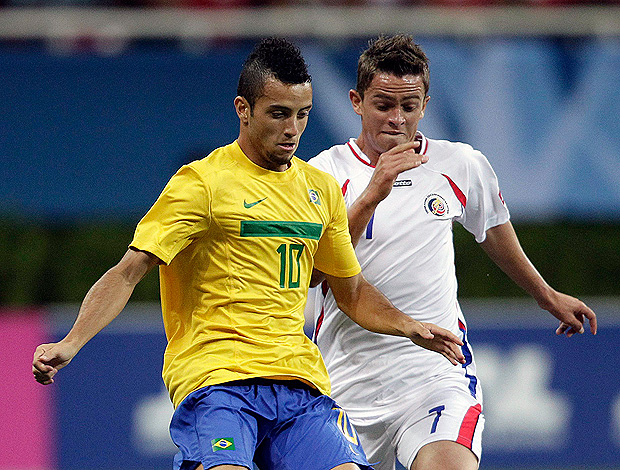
(1, 1), (620, 469)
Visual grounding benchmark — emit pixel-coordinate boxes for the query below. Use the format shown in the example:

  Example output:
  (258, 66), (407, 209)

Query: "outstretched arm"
(32, 248), (160, 385)
(480, 221), (597, 337)
(325, 271), (465, 365)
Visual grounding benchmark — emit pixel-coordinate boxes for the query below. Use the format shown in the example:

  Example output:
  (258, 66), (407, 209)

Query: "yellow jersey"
(130, 141), (360, 407)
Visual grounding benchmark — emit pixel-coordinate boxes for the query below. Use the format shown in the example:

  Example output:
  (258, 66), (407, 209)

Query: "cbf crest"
(308, 189), (321, 205)
(424, 194), (449, 216)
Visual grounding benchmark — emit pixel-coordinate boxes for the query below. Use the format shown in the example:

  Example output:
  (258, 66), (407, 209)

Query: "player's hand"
(406, 321), (465, 366)
(32, 342), (78, 385)
(539, 290), (597, 337)
(365, 141), (428, 205)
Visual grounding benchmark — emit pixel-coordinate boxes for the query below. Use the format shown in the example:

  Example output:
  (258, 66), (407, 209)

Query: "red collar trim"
(418, 132), (428, 155)
(347, 141), (375, 168)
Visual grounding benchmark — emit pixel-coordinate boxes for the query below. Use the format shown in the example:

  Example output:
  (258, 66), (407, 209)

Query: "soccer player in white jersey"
(308, 34), (597, 470)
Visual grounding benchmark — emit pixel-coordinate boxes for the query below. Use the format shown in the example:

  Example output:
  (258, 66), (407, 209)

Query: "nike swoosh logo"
(244, 197), (267, 209)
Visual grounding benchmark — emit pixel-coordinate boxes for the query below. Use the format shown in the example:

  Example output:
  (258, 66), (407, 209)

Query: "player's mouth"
(278, 143), (296, 152)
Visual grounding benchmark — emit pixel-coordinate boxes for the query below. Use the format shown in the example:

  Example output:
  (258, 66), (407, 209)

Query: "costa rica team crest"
(424, 194), (449, 216)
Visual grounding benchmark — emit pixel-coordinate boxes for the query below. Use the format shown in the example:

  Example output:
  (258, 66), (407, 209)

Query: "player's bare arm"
(32, 248), (160, 385)
(348, 141), (428, 247)
(325, 271), (465, 365)
(480, 221), (597, 337)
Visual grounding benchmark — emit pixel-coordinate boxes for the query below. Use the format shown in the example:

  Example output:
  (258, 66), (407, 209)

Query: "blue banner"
(2, 38), (620, 221)
(50, 300), (619, 469)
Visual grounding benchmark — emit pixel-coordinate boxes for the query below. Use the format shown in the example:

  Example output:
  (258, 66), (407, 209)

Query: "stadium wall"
(1, 35), (619, 222)
(4, 300), (618, 470)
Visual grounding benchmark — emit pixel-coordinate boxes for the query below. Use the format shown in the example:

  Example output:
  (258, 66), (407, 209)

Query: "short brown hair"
(357, 34), (429, 98)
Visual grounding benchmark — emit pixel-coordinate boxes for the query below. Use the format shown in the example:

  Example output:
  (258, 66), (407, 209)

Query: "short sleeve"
(130, 165), (211, 265)
(313, 179), (361, 278)
(458, 151), (510, 243)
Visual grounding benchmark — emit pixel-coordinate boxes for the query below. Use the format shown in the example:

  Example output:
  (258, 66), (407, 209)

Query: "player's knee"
(411, 440), (478, 470)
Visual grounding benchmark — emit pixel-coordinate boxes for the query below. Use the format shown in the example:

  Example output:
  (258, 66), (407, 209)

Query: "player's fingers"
(454, 349), (465, 365)
(425, 324), (463, 346)
(442, 352), (459, 366)
(397, 156), (427, 172)
(582, 306), (597, 335)
(35, 374), (54, 385)
(563, 323), (584, 338)
(377, 152), (420, 172)
(564, 312), (586, 336)
(397, 146), (427, 162)
(569, 327), (584, 337)
(556, 322), (570, 336)
(32, 351), (54, 373)
(33, 366), (56, 385)
(450, 341), (466, 364)
(381, 143), (426, 165)
(32, 362), (52, 375)
(388, 141), (421, 154)
(442, 341), (465, 365)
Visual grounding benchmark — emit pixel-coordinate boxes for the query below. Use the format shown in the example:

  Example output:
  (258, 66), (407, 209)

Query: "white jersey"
(308, 132), (510, 411)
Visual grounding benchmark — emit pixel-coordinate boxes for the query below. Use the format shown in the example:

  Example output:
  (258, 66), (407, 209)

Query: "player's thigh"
(170, 386), (261, 470)
(395, 385), (483, 470)
(411, 440), (478, 470)
(345, 412), (397, 470)
(256, 396), (372, 470)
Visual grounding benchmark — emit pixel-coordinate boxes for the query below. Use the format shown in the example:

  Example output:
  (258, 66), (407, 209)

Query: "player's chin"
(275, 145), (297, 160)
(379, 133), (409, 150)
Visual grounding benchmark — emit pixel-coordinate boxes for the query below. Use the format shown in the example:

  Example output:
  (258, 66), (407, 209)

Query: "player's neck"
(237, 135), (290, 172)
(354, 136), (380, 166)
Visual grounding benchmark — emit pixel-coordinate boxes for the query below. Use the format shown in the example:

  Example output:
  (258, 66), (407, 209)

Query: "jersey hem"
(172, 374), (331, 409)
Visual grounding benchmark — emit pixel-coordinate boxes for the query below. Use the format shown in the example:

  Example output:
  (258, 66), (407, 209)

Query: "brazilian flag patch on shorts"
(211, 437), (235, 452)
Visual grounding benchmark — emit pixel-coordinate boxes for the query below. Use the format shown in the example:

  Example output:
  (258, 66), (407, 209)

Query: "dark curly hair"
(237, 37), (312, 111)
(357, 34), (429, 98)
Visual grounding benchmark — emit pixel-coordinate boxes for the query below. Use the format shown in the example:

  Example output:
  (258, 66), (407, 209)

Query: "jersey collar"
(231, 140), (299, 182)
(347, 132), (428, 169)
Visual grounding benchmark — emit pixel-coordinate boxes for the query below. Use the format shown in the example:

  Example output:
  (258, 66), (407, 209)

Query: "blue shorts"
(170, 379), (372, 470)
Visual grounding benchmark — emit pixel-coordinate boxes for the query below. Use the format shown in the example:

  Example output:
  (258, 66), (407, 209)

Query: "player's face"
(236, 77), (312, 172)
(351, 73), (429, 161)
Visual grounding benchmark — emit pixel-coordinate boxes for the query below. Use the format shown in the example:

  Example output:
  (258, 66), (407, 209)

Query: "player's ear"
(349, 89), (363, 116)
(420, 95), (430, 119)
(234, 96), (251, 125)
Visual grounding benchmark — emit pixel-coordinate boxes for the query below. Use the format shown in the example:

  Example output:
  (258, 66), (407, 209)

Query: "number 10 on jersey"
(276, 243), (305, 288)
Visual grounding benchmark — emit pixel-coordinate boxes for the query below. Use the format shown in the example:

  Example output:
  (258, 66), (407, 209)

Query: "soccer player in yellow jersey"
(33, 38), (465, 470)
